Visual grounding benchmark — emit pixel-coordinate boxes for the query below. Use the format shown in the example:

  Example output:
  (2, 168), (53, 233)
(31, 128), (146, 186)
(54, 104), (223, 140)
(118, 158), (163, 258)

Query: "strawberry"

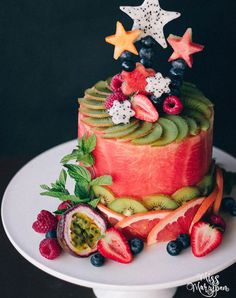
(191, 221), (223, 257)
(131, 94), (159, 122)
(97, 227), (133, 264)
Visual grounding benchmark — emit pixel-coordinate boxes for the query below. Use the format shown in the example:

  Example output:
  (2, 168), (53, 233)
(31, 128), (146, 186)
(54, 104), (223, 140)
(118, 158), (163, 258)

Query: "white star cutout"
(108, 100), (135, 125)
(146, 73), (171, 98)
(120, 0), (180, 48)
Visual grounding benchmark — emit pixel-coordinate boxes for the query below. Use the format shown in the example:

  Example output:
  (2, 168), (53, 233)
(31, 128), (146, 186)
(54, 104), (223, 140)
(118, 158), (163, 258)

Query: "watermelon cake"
(33, 1), (236, 264)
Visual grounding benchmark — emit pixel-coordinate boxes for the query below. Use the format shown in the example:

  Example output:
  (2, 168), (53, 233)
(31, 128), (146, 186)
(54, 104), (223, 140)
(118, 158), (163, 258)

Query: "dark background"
(1, 0), (236, 297)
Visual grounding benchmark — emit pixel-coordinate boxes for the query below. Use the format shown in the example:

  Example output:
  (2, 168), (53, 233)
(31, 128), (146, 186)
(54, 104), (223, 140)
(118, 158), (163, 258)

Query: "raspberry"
(56, 200), (72, 220)
(163, 95), (183, 115)
(110, 74), (123, 92)
(105, 92), (127, 109)
(39, 238), (62, 260)
(32, 210), (58, 233)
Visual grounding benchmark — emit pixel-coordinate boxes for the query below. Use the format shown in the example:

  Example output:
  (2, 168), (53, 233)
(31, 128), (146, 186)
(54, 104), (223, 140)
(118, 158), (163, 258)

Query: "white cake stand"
(1, 140), (236, 298)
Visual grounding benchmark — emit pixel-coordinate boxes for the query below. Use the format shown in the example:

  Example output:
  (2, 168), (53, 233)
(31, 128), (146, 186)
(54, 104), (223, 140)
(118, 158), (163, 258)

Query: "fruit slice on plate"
(142, 194), (178, 210)
(108, 198), (147, 216)
(92, 186), (115, 206)
(97, 204), (125, 226)
(189, 186), (218, 233)
(116, 210), (170, 240)
(172, 186), (201, 206)
(147, 197), (204, 245)
(213, 167), (224, 214)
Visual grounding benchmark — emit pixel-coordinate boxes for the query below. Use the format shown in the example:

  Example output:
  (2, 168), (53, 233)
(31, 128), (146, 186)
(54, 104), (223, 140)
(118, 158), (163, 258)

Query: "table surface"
(0, 155), (235, 298)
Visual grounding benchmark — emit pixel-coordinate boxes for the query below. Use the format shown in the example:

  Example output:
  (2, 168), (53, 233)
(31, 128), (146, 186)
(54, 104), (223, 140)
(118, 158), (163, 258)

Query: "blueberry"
(166, 240), (182, 256)
(140, 58), (152, 68)
(221, 197), (235, 212)
(230, 206), (236, 216)
(169, 88), (181, 97)
(177, 234), (190, 249)
(149, 95), (164, 109)
(46, 230), (57, 238)
(169, 67), (185, 78)
(171, 59), (187, 70)
(129, 238), (144, 255)
(139, 48), (154, 60)
(122, 60), (136, 72)
(120, 51), (135, 62)
(90, 253), (105, 267)
(141, 36), (156, 48)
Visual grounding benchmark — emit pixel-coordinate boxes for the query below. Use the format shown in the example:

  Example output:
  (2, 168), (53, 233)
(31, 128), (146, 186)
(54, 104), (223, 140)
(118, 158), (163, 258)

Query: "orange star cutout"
(105, 21), (142, 60)
(167, 28), (204, 68)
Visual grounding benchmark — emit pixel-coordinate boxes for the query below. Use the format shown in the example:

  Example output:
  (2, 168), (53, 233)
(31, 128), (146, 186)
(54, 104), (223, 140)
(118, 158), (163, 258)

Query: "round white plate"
(1, 140), (236, 291)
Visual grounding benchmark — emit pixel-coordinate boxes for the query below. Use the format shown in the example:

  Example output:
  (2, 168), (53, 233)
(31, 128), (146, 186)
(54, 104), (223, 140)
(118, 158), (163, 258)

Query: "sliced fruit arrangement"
(97, 203), (125, 226)
(142, 195), (178, 210)
(108, 198), (148, 216)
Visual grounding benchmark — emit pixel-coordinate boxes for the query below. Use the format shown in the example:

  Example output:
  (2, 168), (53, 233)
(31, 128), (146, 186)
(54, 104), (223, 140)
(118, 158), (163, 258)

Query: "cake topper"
(120, 0), (180, 48)
(146, 72), (171, 98)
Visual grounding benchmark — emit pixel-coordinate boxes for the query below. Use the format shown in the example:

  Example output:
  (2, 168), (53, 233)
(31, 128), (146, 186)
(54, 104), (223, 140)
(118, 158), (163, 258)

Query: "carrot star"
(167, 28), (204, 68)
(105, 21), (142, 60)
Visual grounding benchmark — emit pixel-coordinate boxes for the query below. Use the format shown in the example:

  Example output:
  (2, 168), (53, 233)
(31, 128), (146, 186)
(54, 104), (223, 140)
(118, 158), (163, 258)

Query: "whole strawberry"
(39, 238), (61, 260)
(32, 210), (58, 233)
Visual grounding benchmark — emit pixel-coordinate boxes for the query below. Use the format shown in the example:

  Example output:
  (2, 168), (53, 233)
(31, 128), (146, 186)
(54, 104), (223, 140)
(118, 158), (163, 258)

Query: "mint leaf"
(64, 164), (91, 182)
(80, 154), (94, 167)
(53, 208), (68, 215)
(61, 150), (78, 164)
(84, 134), (96, 153)
(40, 184), (51, 191)
(74, 180), (90, 198)
(40, 191), (81, 202)
(88, 198), (100, 208)
(59, 169), (67, 186)
(90, 175), (112, 186)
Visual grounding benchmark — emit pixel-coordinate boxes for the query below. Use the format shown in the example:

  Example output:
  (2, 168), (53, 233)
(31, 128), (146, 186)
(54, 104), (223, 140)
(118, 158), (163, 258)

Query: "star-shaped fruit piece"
(167, 28), (204, 68)
(120, 0), (180, 48)
(146, 73), (171, 98)
(105, 21), (142, 60)
(121, 63), (156, 95)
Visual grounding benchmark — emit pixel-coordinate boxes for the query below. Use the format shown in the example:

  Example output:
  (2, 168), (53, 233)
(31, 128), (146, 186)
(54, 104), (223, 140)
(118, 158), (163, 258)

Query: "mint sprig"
(61, 134), (96, 166)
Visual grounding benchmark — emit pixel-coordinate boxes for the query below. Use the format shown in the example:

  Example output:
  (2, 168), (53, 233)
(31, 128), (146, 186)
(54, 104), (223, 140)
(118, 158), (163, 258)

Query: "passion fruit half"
(57, 204), (106, 257)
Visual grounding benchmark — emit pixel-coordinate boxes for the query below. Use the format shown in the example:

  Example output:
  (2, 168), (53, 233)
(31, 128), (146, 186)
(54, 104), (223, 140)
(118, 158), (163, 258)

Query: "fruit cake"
(33, 1), (236, 263)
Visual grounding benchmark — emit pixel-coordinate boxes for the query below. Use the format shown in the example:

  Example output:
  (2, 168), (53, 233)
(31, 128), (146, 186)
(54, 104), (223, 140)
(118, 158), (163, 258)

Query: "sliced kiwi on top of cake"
(165, 115), (189, 141)
(181, 82), (213, 107)
(84, 88), (106, 101)
(94, 81), (112, 96)
(79, 98), (105, 110)
(172, 186), (201, 206)
(122, 121), (153, 141)
(102, 118), (139, 134)
(142, 195), (178, 210)
(108, 198), (147, 216)
(102, 122), (140, 139)
(82, 117), (113, 127)
(182, 97), (212, 119)
(184, 109), (210, 131)
(151, 118), (178, 146)
(92, 185), (115, 206)
(80, 108), (109, 118)
(131, 123), (163, 145)
(183, 116), (200, 136)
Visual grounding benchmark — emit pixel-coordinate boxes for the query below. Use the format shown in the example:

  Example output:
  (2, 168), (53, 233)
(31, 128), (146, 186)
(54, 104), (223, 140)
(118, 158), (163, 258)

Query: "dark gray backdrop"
(1, 1), (236, 297)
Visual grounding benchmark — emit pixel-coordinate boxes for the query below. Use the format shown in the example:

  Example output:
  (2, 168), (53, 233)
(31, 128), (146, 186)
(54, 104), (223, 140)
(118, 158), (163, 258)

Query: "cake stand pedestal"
(1, 140), (236, 298)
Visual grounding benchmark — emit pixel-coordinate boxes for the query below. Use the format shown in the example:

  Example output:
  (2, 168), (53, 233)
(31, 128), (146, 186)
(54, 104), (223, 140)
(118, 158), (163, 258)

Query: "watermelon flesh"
(78, 114), (213, 199)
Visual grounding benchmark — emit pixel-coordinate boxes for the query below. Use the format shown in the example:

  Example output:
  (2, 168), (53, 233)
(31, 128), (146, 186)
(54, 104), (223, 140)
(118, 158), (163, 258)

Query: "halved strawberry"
(191, 221), (222, 257)
(97, 227), (133, 264)
(131, 94), (159, 122)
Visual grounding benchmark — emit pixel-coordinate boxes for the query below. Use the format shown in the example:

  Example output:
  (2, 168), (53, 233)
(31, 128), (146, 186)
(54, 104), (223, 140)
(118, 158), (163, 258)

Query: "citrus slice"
(147, 197), (204, 245)
(189, 186), (218, 233)
(116, 210), (170, 240)
(213, 167), (224, 214)
(97, 204), (125, 226)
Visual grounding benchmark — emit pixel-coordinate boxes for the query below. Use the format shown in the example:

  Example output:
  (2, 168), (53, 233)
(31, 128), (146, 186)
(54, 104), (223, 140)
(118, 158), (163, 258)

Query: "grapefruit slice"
(213, 167), (224, 214)
(97, 203), (125, 226)
(147, 197), (204, 245)
(116, 210), (170, 241)
(189, 186), (218, 233)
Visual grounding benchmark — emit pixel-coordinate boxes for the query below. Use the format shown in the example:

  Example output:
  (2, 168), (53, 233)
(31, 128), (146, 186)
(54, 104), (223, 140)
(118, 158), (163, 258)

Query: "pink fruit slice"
(97, 203), (125, 226)
(132, 94), (159, 122)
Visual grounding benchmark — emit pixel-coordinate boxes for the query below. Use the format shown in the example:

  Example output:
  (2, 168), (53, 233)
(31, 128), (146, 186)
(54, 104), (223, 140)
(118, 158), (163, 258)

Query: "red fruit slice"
(147, 198), (204, 245)
(98, 227), (133, 264)
(97, 203), (125, 226)
(131, 94), (159, 122)
(121, 63), (155, 95)
(116, 210), (170, 240)
(191, 221), (222, 257)
(213, 167), (224, 214)
(189, 186), (218, 233)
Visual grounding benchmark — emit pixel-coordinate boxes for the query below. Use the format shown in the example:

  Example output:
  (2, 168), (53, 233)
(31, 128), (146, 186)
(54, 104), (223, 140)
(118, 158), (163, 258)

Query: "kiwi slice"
(142, 195), (178, 210)
(108, 198), (147, 216)
(151, 118), (178, 146)
(197, 161), (216, 196)
(172, 186), (201, 206)
(103, 119), (139, 134)
(80, 108), (109, 118)
(183, 116), (200, 136)
(82, 117), (113, 127)
(92, 185), (115, 206)
(182, 97), (212, 119)
(106, 77), (112, 86)
(165, 115), (189, 141)
(94, 81), (112, 96)
(122, 122), (153, 141)
(84, 88), (106, 101)
(132, 123), (163, 145)
(79, 98), (105, 110)
(184, 109), (210, 131)
(181, 83), (213, 107)
(102, 122), (140, 139)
